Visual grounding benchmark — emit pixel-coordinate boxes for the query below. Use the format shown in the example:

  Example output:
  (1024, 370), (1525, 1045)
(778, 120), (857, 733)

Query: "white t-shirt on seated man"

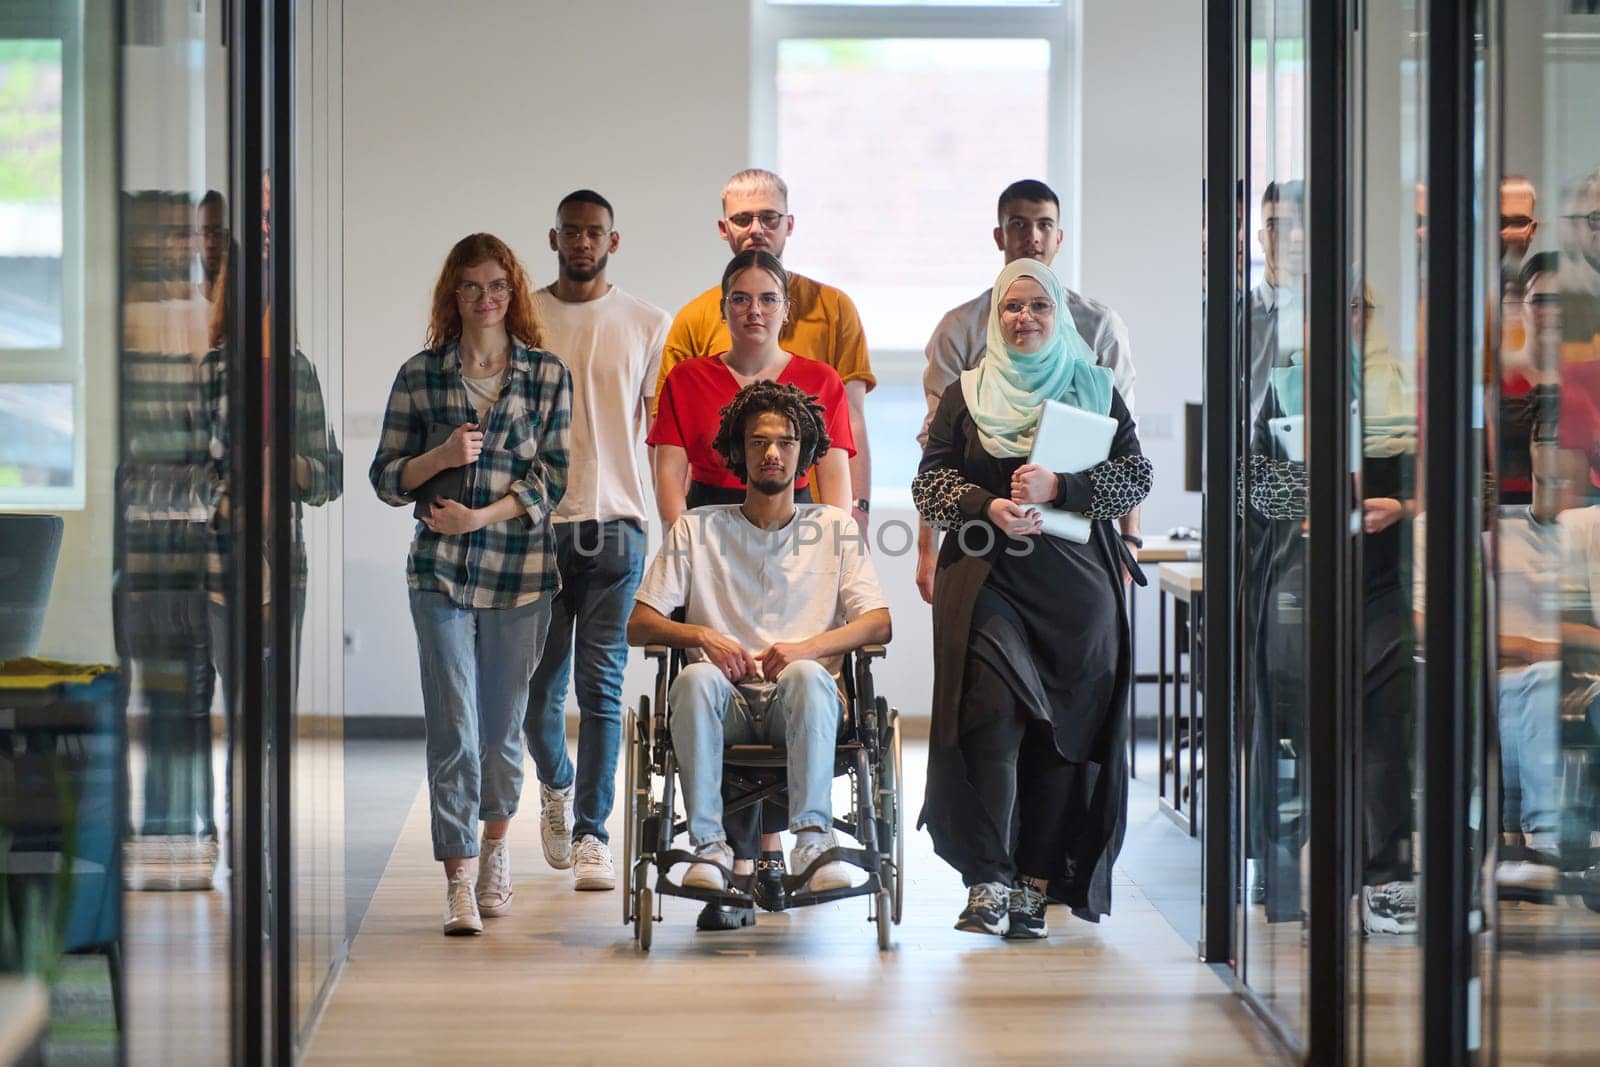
(628, 385), (892, 904)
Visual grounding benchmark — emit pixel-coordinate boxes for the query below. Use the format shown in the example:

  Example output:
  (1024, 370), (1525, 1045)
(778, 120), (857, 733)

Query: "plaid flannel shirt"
(369, 341), (572, 609)
(200, 346), (344, 600)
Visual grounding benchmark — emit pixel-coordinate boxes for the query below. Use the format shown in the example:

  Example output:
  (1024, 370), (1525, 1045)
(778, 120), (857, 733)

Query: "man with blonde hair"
(657, 169), (875, 534)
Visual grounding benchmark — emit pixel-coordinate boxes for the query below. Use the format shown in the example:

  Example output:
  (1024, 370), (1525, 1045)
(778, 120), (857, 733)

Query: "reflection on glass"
(1346, 3), (1430, 1057)
(0, 38), (64, 350)
(1491, 3), (1600, 1055)
(1240, 0), (1310, 1038)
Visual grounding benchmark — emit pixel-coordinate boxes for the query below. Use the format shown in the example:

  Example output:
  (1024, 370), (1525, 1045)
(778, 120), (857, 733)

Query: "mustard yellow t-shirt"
(653, 272), (875, 416)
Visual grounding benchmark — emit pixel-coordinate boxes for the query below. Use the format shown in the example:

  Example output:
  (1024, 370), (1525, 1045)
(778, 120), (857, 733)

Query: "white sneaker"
(539, 782), (575, 870)
(476, 837), (513, 916)
(682, 841), (734, 892)
(572, 834), (616, 891)
(1496, 859), (1559, 893)
(443, 870), (483, 936)
(790, 830), (851, 893)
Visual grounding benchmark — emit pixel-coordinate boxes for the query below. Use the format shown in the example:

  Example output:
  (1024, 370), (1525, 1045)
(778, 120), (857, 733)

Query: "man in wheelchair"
(626, 381), (892, 917)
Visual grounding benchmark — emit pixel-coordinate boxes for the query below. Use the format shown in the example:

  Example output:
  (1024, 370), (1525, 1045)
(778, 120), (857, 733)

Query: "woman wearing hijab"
(1243, 279), (1420, 935)
(913, 258), (1151, 938)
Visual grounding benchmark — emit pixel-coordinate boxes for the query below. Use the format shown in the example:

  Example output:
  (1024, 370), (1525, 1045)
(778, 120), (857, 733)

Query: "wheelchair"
(622, 641), (904, 951)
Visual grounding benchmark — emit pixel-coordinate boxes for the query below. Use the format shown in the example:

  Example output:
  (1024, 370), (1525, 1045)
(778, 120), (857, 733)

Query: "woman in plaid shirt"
(370, 233), (573, 935)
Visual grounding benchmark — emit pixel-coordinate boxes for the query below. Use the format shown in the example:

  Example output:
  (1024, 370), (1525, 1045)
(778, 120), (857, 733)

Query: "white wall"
(340, 0), (1204, 720)
(341, 0), (751, 716)
(1078, 0), (1204, 689)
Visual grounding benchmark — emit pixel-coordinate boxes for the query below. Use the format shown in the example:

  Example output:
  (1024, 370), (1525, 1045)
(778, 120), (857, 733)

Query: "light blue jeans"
(1498, 661), (1560, 843)
(524, 520), (646, 843)
(668, 660), (844, 847)
(409, 589), (552, 861)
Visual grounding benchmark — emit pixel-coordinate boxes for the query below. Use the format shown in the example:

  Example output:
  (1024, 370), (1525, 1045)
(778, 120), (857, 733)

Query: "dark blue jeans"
(524, 519), (646, 843)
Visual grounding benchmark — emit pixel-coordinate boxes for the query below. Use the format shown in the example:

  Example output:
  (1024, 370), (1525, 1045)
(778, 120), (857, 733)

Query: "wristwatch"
(853, 498), (871, 515)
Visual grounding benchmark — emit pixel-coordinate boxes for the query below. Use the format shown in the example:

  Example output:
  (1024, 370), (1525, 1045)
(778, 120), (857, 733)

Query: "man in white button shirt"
(627, 381), (892, 927)
(524, 190), (671, 891)
(916, 179), (1139, 602)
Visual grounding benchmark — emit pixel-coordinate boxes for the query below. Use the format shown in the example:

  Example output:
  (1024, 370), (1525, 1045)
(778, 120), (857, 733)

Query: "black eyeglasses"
(725, 211), (787, 231)
(1501, 214), (1535, 229)
(1563, 211), (1600, 232)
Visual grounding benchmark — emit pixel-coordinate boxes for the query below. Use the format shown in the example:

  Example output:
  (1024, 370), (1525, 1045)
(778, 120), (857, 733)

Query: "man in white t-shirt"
(914, 179), (1139, 602)
(524, 190), (671, 892)
(627, 381), (892, 923)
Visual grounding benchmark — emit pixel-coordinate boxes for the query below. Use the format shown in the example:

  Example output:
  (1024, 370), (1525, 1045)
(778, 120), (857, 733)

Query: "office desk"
(1126, 537), (1201, 778)
(1157, 562), (1204, 836)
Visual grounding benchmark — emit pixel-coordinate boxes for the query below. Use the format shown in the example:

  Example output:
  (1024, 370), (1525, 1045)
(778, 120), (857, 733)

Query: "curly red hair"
(425, 233), (542, 351)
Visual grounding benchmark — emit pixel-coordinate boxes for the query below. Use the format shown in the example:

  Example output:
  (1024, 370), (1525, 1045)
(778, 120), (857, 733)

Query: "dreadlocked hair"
(711, 380), (831, 485)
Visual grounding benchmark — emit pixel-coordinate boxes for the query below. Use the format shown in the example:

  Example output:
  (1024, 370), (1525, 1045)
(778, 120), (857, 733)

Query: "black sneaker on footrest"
(754, 851), (788, 911)
(696, 901), (756, 931)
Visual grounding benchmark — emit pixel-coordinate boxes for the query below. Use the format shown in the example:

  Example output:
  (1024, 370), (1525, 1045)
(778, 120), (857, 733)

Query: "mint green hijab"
(960, 258), (1114, 458)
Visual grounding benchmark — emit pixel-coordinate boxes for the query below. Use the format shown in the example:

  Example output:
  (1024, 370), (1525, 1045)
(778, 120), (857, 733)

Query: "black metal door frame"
(1420, 0), (1480, 1061)
(226, 1), (297, 1062)
(1203, 0), (1489, 1061)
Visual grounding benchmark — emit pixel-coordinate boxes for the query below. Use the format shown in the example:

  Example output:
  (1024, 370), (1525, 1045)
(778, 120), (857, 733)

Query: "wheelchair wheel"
(623, 702), (646, 924)
(878, 702), (904, 924)
(877, 888), (892, 950)
(637, 887), (653, 951)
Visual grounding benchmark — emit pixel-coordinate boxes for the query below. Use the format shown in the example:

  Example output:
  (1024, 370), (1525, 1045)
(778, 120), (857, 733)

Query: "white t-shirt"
(532, 285), (669, 525)
(633, 504), (889, 677)
(1413, 505), (1600, 649)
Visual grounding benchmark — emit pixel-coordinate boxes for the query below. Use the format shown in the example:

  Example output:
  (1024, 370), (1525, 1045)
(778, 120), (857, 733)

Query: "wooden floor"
(305, 743), (1283, 1065)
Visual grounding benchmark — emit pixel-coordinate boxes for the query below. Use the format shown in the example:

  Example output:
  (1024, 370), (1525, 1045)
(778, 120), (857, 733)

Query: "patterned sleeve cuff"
(912, 467), (986, 531)
(1247, 453), (1308, 520)
(1081, 455), (1153, 520)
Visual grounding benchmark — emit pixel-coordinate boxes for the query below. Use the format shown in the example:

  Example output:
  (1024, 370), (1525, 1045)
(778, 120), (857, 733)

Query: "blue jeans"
(524, 520), (645, 843)
(1499, 662), (1560, 842)
(409, 589), (552, 861)
(668, 660), (844, 847)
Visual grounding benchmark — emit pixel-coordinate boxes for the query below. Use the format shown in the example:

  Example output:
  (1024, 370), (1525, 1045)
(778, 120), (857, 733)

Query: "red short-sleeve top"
(647, 353), (857, 490)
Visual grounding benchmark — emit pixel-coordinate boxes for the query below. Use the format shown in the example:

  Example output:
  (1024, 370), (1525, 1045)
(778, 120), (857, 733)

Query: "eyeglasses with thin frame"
(1501, 214), (1536, 230)
(726, 292), (785, 313)
(1000, 299), (1056, 318)
(1563, 211), (1600, 231)
(725, 210), (788, 231)
(457, 280), (513, 303)
(556, 225), (612, 244)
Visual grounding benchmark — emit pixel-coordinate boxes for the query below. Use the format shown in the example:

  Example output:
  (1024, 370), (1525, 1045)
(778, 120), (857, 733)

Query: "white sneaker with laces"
(572, 834), (616, 891)
(539, 782), (575, 870)
(443, 870), (483, 936)
(476, 836), (513, 916)
(682, 841), (734, 892)
(790, 830), (851, 893)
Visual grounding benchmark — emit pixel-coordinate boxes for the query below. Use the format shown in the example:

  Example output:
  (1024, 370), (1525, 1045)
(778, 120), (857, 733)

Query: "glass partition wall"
(0, 1), (345, 1061)
(1212, 0), (1600, 1060)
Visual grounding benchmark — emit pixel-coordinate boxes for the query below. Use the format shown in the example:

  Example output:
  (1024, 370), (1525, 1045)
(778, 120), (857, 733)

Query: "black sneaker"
(1005, 881), (1049, 940)
(1362, 881), (1417, 935)
(955, 882), (1011, 936)
(754, 851), (787, 912)
(696, 902), (755, 931)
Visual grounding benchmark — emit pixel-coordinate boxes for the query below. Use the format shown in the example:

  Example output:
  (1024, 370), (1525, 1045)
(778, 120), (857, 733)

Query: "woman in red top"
(650, 249), (854, 524)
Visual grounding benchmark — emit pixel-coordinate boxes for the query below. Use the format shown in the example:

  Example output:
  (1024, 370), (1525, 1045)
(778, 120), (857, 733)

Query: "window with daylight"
(754, 1), (1074, 502)
(0, 4), (83, 508)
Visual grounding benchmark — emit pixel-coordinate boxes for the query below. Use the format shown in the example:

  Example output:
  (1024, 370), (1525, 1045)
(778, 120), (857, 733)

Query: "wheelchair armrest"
(856, 645), (887, 661)
(644, 645), (669, 662)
